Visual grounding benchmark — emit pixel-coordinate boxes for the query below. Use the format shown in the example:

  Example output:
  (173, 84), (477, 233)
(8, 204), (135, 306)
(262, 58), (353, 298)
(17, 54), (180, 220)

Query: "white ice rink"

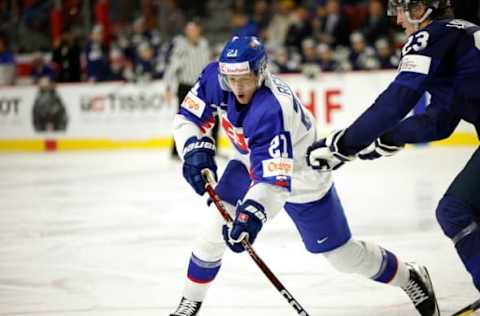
(0, 147), (478, 316)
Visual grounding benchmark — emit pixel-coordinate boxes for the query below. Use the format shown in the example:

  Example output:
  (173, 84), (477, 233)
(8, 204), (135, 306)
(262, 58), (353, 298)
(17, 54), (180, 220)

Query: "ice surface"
(0, 147), (477, 315)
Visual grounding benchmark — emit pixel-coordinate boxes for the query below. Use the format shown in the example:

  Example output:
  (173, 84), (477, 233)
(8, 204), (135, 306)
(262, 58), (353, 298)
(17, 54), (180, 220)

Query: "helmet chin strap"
(405, 7), (433, 29)
(256, 70), (266, 88)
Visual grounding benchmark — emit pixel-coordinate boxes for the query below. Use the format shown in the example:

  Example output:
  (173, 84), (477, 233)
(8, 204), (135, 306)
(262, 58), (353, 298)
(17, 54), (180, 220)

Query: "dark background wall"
(453, 0), (480, 24)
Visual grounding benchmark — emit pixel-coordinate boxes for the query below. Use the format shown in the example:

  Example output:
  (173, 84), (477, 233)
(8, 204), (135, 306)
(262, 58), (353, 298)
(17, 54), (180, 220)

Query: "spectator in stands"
(108, 46), (133, 81)
(163, 21), (212, 159)
(231, 10), (260, 37)
(358, 0), (390, 45)
(16, 1), (51, 52)
(374, 38), (400, 70)
(0, 34), (15, 86)
(157, 0), (186, 41)
(301, 38), (318, 63)
(270, 46), (299, 74)
(314, 0), (350, 47)
(127, 17), (149, 58)
(126, 17), (163, 62)
(348, 31), (379, 70)
(52, 32), (81, 83)
(31, 52), (53, 84)
(251, 0), (271, 31)
(316, 43), (339, 72)
(266, 0), (296, 48)
(84, 25), (111, 82)
(285, 6), (313, 53)
(300, 38), (321, 78)
(133, 42), (162, 82)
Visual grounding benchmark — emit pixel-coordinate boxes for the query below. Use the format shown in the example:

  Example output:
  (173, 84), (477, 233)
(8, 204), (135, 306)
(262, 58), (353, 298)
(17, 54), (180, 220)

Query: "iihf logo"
(226, 49), (238, 57)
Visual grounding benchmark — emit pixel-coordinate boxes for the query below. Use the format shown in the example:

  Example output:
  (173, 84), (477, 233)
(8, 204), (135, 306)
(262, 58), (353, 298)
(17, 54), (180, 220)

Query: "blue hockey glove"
(222, 200), (266, 253)
(357, 137), (403, 160)
(306, 129), (355, 171)
(182, 136), (217, 195)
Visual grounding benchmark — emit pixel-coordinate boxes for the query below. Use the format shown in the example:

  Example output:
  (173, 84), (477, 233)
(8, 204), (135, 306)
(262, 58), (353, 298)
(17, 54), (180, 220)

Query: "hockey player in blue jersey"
(307, 0), (480, 301)
(170, 36), (440, 316)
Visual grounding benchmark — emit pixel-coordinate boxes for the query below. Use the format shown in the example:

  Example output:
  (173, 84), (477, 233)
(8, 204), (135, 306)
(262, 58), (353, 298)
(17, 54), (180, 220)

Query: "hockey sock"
(372, 247), (410, 288)
(183, 253), (222, 301)
(454, 224), (480, 291)
(436, 195), (480, 291)
(324, 239), (409, 288)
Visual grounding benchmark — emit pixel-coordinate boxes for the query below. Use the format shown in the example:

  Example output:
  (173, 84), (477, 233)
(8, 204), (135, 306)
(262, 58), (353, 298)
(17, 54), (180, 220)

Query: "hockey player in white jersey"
(170, 36), (439, 316)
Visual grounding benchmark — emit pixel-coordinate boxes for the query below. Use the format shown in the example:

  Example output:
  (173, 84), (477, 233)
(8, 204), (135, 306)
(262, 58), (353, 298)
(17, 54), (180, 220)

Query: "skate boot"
(402, 263), (440, 316)
(170, 297), (202, 316)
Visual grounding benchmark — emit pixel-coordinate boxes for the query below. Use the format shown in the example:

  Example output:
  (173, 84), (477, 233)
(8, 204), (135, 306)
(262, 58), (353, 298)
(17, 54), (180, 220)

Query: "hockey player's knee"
(436, 195), (476, 241)
(323, 239), (382, 277)
(192, 200), (236, 263)
(193, 238), (226, 263)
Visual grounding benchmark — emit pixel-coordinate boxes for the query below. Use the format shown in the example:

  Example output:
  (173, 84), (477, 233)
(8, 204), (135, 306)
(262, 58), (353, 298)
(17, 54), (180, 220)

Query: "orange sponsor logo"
(183, 96), (199, 111)
(267, 161), (292, 173)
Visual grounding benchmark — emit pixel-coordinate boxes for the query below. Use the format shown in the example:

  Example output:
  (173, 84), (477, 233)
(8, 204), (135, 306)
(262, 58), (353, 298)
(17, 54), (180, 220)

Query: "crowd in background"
(0, 0), (479, 86)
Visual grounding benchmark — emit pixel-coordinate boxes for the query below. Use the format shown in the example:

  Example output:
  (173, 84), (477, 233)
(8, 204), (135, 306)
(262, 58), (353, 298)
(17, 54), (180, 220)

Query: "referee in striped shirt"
(164, 21), (213, 158)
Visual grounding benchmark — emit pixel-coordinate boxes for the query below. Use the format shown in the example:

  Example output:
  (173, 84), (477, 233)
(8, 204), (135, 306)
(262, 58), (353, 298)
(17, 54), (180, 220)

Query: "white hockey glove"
(357, 137), (403, 160)
(306, 129), (355, 171)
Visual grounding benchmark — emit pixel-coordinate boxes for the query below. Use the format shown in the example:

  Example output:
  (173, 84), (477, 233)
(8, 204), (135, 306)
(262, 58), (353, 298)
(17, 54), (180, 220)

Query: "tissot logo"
(80, 93), (165, 113)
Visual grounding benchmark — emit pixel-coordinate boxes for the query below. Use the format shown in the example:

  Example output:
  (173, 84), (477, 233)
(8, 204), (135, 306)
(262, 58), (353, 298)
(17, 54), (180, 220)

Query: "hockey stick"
(201, 169), (310, 316)
(452, 298), (480, 316)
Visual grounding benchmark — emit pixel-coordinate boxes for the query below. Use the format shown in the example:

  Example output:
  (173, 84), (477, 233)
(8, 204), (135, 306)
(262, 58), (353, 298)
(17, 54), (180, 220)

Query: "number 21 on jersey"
(268, 132), (293, 158)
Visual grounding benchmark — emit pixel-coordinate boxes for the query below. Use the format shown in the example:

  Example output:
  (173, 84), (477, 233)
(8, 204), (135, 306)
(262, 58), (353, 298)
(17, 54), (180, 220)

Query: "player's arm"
(307, 51), (439, 170)
(340, 28), (447, 155)
(223, 109), (292, 253)
(381, 97), (461, 146)
(339, 72), (425, 155)
(172, 64), (220, 196)
(358, 93), (461, 160)
(307, 78), (423, 169)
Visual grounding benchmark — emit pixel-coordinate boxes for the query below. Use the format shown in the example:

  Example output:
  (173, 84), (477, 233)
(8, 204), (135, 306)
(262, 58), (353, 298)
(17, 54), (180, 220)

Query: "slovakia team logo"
(221, 117), (249, 154)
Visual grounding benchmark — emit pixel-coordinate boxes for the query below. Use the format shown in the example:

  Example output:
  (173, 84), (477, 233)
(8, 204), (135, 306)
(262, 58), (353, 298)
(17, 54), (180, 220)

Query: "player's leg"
(284, 184), (439, 316)
(436, 147), (480, 292)
(171, 159), (251, 316)
(284, 185), (409, 285)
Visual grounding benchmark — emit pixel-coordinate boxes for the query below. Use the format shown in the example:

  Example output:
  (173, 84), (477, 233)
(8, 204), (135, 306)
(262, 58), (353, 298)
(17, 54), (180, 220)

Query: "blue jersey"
(174, 62), (332, 204)
(340, 19), (480, 154)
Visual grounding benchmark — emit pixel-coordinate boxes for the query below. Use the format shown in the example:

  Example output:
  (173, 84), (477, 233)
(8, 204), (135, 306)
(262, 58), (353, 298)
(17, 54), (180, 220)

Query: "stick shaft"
(201, 169), (311, 316)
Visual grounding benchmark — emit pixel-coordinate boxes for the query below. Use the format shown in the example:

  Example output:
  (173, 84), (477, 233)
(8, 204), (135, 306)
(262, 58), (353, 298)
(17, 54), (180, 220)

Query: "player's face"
(396, 7), (416, 35)
(227, 73), (258, 104)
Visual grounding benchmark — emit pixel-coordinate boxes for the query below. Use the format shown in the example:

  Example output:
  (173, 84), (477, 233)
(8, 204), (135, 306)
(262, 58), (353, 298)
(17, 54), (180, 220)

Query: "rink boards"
(0, 71), (477, 152)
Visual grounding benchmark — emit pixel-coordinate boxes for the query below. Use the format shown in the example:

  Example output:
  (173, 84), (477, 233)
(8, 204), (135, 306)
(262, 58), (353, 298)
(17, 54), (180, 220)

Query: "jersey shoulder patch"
(181, 91), (206, 118)
(398, 54), (432, 75)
